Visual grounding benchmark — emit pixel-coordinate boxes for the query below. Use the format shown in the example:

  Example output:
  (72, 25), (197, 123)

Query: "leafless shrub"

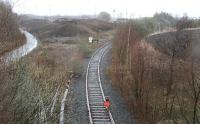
(110, 22), (200, 124)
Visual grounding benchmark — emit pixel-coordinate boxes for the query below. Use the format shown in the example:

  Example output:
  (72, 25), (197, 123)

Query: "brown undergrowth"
(109, 23), (200, 124)
(0, 42), (84, 123)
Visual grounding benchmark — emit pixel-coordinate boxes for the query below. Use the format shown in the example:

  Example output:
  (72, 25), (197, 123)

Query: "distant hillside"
(19, 15), (113, 39)
(147, 29), (200, 59)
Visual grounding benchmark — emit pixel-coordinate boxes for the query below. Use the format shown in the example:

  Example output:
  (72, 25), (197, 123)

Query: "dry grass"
(0, 41), (85, 123)
(27, 42), (82, 92)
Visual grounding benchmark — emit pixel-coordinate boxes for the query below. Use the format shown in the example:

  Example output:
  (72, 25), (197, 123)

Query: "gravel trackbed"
(64, 47), (134, 124)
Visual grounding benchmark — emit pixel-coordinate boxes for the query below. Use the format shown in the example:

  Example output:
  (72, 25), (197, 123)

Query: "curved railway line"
(86, 43), (115, 124)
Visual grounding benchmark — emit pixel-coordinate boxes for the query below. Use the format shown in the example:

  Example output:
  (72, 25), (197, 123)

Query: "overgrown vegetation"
(78, 40), (92, 58)
(0, 42), (84, 123)
(0, 13), (107, 122)
(109, 18), (200, 124)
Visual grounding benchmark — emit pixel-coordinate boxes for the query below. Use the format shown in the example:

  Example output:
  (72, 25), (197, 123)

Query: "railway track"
(86, 43), (115, 124)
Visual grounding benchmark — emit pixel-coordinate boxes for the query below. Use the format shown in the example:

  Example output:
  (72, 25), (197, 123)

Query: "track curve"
(86, 43), (115, 124)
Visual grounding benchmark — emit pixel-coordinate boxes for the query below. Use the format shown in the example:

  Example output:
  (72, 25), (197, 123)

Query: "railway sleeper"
(93, 122), (112, 124)
(93, 118), (111, 121)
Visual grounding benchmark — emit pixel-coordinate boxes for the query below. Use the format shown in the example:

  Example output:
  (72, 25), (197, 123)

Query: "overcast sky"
(9, 0), (200, 18)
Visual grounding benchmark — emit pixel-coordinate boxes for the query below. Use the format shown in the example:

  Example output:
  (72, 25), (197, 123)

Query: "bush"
(78, 41), (92, 58)
(71, 60), (83, 76)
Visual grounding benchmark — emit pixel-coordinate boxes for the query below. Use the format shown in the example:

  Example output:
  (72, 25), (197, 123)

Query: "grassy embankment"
(0, 35), (95, 123)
